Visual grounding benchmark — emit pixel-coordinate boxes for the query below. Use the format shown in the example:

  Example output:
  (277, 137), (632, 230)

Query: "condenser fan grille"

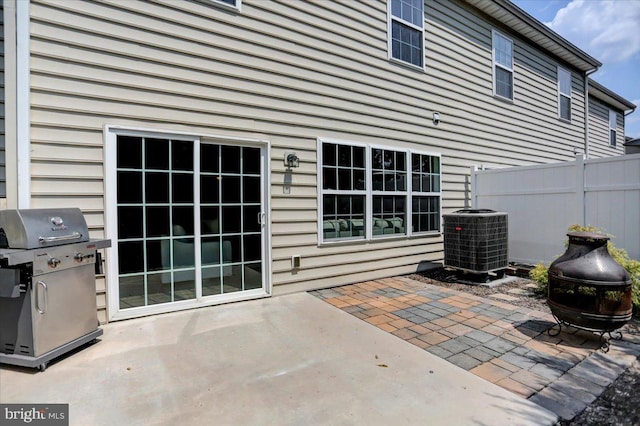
(443, 210), (508, 273)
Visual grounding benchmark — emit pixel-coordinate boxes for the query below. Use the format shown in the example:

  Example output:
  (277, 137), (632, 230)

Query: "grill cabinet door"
(31, 264), (98, 356)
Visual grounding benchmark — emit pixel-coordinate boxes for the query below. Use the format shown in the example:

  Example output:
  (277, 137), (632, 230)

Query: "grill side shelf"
(0, 249), (35, 266)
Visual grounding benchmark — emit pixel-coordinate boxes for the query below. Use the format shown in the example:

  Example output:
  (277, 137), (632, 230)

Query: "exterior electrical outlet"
(291, 255), (301, 269)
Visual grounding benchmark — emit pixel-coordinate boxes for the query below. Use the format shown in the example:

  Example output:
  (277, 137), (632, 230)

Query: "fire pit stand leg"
(599, 331), (624, 353)
(598, 331), (611, 353)
(547, 312), (625, 353)
(547, 313), (563, 337)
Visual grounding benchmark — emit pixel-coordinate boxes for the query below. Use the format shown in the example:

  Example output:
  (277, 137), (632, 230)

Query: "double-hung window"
(372, 147), (407, 236)
(321, 143), (367, 240)
(389, 0), (424, 68)
(609, 110), (618, 147)
(492, 31), (514, 100)
(558, 66), (572, 121)
(411, 153), (441, 233)
(210, 0), (241, 11)
(319, 139), (441, 243)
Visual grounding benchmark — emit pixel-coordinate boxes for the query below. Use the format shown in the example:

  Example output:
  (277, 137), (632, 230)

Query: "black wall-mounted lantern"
(285, 152), (299, 168)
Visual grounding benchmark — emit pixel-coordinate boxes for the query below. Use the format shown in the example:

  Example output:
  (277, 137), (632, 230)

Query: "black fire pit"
(547, 232), (632, 351)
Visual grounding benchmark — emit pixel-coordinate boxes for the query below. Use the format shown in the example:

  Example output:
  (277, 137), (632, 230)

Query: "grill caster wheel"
(38, 363), (47, 372)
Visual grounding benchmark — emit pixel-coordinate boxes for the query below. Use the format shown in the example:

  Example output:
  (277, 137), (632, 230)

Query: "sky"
(512, 0), (640, 139)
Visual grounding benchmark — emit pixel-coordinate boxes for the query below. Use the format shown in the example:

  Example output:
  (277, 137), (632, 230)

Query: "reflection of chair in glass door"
(160, 224), (232, 283)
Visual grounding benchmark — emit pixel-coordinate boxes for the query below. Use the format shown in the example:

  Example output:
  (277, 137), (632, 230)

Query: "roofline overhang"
(589, 79), (637, 113)
(464, 0), (602, 72)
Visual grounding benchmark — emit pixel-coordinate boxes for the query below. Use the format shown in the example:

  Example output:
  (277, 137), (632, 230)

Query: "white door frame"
(103, 125), (271, 321)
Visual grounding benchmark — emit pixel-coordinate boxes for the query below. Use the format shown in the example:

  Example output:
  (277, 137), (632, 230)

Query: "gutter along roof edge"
(464, 0), (601, 72)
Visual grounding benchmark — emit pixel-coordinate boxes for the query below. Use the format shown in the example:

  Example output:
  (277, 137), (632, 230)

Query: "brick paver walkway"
(311, 276), (640, 421)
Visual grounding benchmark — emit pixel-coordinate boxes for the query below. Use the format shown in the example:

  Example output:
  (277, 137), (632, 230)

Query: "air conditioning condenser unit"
(443, 209), (508, 276)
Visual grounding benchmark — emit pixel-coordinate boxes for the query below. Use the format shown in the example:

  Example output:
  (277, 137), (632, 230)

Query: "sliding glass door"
(112, 134), (267, 318)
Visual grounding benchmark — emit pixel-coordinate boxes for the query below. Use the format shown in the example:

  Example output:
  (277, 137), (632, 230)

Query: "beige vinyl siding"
(27, 0), (589, 319)
(588, 97), (625, 158)
(0, 0), (5, 199)
(426, 0), (586, 166)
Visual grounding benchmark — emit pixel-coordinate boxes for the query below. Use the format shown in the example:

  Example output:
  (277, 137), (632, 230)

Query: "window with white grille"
(319, 139), (441, 243)
(558, 66), (572, 121)
(493, 31), (514, 100)
(609, 110), (618, 147)
(389, 0), (424, 68)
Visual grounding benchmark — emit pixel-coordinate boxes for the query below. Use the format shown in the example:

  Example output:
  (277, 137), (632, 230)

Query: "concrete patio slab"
(1, 293), (557, 425)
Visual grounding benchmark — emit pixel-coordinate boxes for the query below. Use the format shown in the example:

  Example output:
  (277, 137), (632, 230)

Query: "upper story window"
(558, 66), (572, 121)
(319, 139), (441, 243)
(609, 110), (618, 147)
(492, 31), (513, 100)
(389, 0), (424, 69)
(210, 0), (241, 11)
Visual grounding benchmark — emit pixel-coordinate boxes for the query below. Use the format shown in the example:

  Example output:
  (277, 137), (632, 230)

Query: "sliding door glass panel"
(116, 136), (196, 309)
(200, 144), (263, 296)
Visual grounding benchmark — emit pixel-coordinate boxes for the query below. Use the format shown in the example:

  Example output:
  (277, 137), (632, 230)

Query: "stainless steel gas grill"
(0, 208), (111, 371)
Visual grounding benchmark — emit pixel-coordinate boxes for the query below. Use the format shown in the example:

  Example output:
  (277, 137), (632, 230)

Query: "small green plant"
(609, 244), (640, 313)
(567, 224), (611, 241)
(529, 263), (548, 293)
(529, 224), (640, 315)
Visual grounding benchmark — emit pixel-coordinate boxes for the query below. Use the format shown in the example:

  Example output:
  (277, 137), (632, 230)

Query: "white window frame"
(409, 151), (442, 236)
(387, 0), (425, 70)
(317, 138), (441, 245)
(370, 144), (410, 239)
(557, 66), (572, 121)
(209, 0), (242, 12)
(492, 30), (514, 101)
(318, 139), (369, 242)
(609, 110), (617, 147)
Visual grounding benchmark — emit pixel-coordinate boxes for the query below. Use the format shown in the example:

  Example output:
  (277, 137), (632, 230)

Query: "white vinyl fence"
(471, 153), (640, 265)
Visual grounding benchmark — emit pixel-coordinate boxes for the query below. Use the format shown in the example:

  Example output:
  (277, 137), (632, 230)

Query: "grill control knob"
(74, 253), (85, 262)
(48, 258), (61, 268)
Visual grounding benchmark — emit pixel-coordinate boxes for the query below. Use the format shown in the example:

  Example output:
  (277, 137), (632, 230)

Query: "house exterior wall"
(426, 1), (587, 168)
(588, 96), (626, 158)
(23, 0), (593, 321)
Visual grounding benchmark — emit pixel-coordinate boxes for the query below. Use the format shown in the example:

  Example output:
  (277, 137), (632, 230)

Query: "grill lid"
(0, 208), (89, 249)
